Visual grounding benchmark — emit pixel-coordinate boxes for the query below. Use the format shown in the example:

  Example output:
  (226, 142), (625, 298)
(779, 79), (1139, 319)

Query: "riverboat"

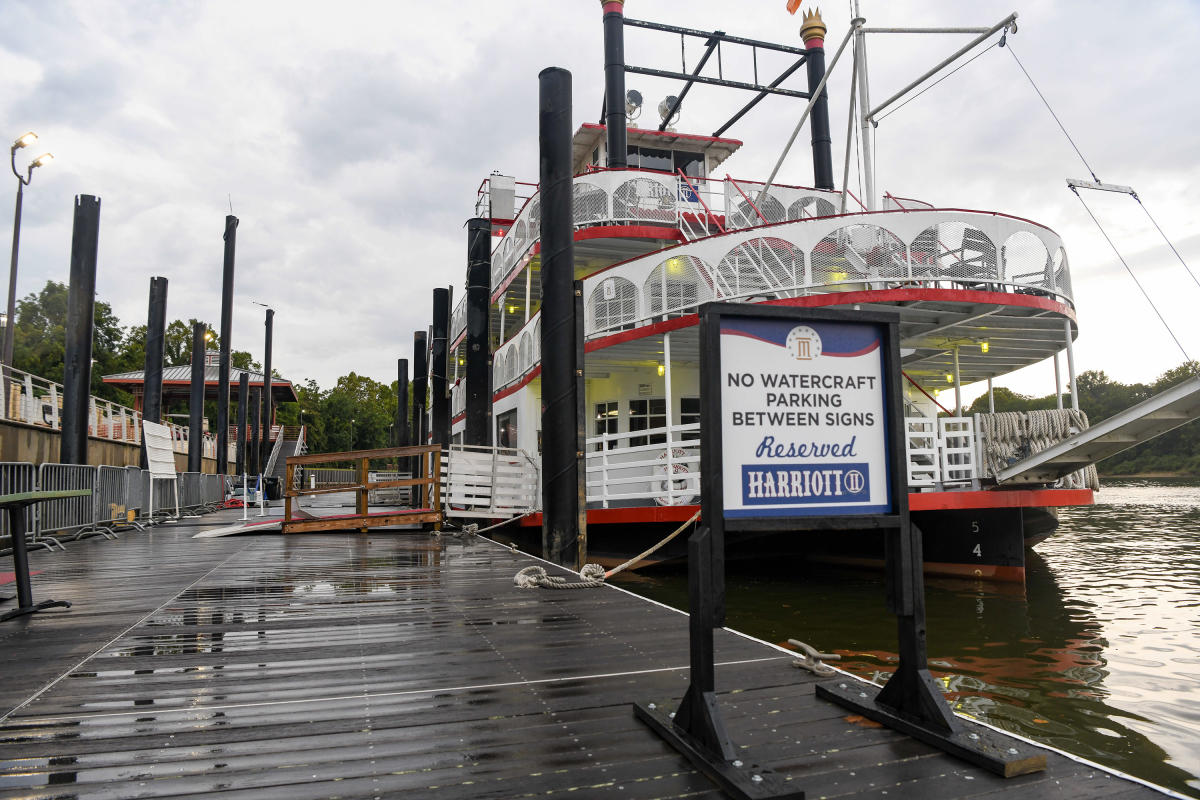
(439, 4), (1100, 583)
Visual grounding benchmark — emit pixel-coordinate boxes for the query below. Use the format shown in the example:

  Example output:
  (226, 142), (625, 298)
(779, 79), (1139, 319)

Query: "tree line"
(9, 280), (407, 453)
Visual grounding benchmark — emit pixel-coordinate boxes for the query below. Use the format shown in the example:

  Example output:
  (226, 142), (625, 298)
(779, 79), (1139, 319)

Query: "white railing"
(441, 444), (540, 517)
(584, 417), (981, 508)
(1, 363), (224, 460)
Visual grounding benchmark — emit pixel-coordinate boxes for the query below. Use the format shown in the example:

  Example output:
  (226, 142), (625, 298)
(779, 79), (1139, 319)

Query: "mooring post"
(60, 195), (101, 466)
(260, 308), (274, 472)
(465, 218), (492, 447)
(216, 215), (238, 475)
(802, 10), (835, 190)
(411, 330), (427, 476)
(236, 371), (249, 476)
(396, 358), (409, 449)
(141, 276), (168, 469)
(539, 66), (580, 568)
(187, 321), (205, 473)
(431, 287), (450, 447)
(250, 387), (261, 477)
(601, 0), (627, 167)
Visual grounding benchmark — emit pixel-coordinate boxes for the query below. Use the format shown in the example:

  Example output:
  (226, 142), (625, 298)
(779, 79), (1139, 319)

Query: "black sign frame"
(634, 303), (1045, 797)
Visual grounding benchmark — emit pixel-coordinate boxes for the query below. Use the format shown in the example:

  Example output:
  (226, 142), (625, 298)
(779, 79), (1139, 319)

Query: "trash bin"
(264, 476), (283, 501)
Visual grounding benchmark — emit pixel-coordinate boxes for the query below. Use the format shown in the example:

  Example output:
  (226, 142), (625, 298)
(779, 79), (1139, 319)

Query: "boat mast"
(853, 0), (875, 210)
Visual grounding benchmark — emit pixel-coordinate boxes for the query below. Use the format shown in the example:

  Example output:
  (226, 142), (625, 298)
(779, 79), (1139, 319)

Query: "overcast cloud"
(2, 0), (1198, 404)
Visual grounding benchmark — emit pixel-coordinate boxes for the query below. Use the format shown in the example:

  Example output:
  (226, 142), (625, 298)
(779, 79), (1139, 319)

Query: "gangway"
(441, 444), (540, 519)
(996, 376), (1200, 484)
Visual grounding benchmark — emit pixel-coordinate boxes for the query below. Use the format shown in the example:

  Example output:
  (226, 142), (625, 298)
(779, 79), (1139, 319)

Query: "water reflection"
(612, 479), (1200, 796)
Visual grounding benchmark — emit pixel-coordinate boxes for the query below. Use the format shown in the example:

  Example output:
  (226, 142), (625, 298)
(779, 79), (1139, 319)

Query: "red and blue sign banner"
(719, 315), (892, 518)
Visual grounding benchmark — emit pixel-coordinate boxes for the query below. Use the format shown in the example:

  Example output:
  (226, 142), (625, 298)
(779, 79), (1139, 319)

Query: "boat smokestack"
(395, 358), (409, 448)
(601, 0), (628, 167)
(431, 287), (450, 447)
(465, 218), (492, 447)
(260, 308), (274, 473)
(236, 371), (249, 475)
(539, 66), (583, 569)
(801, 8), (835, 190)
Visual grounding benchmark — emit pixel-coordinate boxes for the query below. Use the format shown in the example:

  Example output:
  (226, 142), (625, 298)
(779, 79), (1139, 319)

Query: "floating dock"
(0, 512), (1174, 798)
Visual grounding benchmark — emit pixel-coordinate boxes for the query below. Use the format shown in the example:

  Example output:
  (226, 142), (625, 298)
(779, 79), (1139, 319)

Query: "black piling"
(140, 276), (168, 469)
(601, 2), (627, 167)
(187, 321), (205, 473)
(539, 67), (581, 568)
(260, 309), (274, 471)
(216, 215), (238, 475)
(411, 331), (427, 476)
(804, 21), (835, 190)
(395, 358), (409, 448)
(60, 195), (101, 466)
(465, 219), (492, 446)
(431, 287), (450, 447)
(250, 387), (261, 476)
(236, 371), (249, 476)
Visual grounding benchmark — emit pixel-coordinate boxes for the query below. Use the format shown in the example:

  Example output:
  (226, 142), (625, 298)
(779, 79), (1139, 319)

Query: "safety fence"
(0, 461), (229, 554)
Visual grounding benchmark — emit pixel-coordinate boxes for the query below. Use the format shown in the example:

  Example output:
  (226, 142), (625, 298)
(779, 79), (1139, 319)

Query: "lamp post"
(2, 132), (53, 379)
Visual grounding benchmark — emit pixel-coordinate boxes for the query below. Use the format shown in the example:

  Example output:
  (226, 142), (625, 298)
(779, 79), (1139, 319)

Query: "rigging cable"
(874, 39), (1000, 124)
(1133, 194), (1200, 293)
(1009, 39), (1194, 363)
(1005, 42), (1100, 184)
(1070, 186), (1191, 364)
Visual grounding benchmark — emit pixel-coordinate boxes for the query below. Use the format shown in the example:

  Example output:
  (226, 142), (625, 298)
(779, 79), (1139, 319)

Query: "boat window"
(594, 401), (619, 451)
(627, 145), (673, 172)
(673, 150), (703, 178)
(497, 409), (518, 449)
(629, 398), (666, 447)
(680, 397), (700, 441)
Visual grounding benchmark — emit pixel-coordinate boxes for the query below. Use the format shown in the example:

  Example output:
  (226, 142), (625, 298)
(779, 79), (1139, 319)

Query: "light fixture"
(625, 89), (643, 122)
(946, 373), (955, 384)
(506, 304), (518, 314)
(666, 257), (683, 275)
(980, 340), (990, 354)
(11, 132), (37, 150)
(658, 96), (681, 128)
(657, 364), (665, 377)
(31, 153), (53, 169)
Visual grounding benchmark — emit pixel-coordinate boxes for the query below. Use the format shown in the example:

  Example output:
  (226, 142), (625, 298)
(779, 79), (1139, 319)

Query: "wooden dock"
(0, 511), (1171, 798)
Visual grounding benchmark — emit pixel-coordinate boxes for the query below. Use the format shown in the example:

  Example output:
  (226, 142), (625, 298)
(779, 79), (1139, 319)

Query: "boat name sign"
(718, 313), (893, 518)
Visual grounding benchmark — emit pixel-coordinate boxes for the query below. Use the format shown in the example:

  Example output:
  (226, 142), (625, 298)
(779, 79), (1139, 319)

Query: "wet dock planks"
(0, 514), (1169, 799)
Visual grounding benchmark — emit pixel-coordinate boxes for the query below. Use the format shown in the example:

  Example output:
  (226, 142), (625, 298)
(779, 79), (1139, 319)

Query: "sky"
(1, 0), (1198, 405)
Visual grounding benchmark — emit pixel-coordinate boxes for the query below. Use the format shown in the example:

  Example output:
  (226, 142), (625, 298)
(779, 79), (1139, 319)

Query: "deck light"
(11, 132), (37, 150)
(657, 364), (665, 377)
(980, 340), (990, 354)
(946, 373), (955, 384)
(625, 89), (643, 122)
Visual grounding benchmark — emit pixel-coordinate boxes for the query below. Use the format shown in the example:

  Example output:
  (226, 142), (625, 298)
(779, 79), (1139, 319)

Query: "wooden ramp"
(997, 376), (1200, 484)
(0, 522), (1172, 799)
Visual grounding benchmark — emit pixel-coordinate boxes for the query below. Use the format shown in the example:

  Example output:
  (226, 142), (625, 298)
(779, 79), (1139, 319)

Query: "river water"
(611, 479), (1200, 796)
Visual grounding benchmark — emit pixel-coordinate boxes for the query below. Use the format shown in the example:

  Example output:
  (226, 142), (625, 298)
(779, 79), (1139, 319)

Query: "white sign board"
(719, 316), (892, 518)
(142, 421), (179, 479)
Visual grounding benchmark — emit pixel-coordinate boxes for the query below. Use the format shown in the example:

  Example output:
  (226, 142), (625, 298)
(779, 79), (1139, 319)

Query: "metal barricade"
(124, 465), (147, 528)
(151, 473), (179, 520)
(204, 474), (224, 506)
(0, 462), (53, 553)
(179, 472), (205, 511)
(91, 465), (127, 538)
(36, 463), (98, 541)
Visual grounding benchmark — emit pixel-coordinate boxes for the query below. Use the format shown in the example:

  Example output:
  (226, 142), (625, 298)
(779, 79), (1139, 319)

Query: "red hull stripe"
(514, 488), (1093, 526)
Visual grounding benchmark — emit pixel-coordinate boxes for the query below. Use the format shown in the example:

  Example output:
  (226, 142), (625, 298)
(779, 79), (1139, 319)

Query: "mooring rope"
(513, 509), (702, 590)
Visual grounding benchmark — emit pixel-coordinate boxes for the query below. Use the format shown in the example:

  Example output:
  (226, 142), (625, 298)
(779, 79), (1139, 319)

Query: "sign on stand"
(633, 305), (1043, 800)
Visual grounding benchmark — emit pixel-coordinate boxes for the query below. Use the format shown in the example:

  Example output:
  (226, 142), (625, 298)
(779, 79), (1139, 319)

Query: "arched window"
(613, 177), (676, 225)
(729, 192), (785, 228)
(573, 182), (608, 225)
(714, 237), (802, 297)
(587, 276), (640, 331)
(519, 332), (533, 373)
(910, 221), (997, 282)
(1000, 230), (1050, 288)
(644, 254), (716, 317)
(812, 224), (907, 284)
(788, 195), (836, 220)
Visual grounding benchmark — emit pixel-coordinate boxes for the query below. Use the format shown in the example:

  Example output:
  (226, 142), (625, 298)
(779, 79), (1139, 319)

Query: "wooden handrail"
(284, 444), (440, 466)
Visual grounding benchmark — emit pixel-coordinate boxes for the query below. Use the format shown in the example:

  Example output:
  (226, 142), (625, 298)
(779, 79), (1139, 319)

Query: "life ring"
(655, 448), (697, 506)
